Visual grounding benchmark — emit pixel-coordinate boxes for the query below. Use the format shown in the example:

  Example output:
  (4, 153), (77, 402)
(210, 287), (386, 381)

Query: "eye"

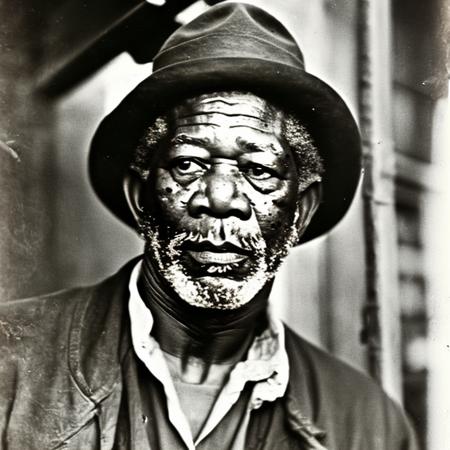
(170, 158), (206, 179)
(242, 164), (277, 180)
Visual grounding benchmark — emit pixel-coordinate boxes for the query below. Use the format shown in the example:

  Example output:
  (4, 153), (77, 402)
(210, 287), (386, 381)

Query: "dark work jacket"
(0, 259), (418, 450)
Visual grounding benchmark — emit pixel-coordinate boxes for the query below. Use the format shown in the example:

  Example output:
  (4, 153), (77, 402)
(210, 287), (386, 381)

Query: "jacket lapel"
(283, 326), (328, 450)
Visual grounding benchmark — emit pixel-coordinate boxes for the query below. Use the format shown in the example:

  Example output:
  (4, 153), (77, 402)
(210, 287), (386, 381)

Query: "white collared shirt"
(128, 261), (289, 450)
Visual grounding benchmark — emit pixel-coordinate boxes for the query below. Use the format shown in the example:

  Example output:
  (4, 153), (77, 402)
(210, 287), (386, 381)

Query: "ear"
(123, 171), (145, 227)
(294, 181), (322, 237)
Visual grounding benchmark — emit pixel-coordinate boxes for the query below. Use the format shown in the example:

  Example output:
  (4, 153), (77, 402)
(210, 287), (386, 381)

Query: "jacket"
(0, 259), (418, 450)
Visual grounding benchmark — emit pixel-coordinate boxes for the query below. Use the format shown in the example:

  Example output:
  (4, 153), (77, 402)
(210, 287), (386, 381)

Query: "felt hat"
(89, 2), (362, 243)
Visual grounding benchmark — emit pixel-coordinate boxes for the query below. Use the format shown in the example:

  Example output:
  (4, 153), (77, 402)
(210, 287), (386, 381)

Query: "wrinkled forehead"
(170, 91), (285, 134)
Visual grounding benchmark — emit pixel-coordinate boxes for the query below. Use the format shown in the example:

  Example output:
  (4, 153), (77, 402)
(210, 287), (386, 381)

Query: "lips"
(188, 250), (247, 264)
(182, 241), (250, 265)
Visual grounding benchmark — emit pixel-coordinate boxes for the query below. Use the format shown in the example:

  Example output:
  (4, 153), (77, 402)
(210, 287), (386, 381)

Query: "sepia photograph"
(0, 0), (448, 449)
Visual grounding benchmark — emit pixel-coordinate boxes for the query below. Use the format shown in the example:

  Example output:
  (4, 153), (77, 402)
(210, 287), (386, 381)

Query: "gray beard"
(140, 214), (300, 310)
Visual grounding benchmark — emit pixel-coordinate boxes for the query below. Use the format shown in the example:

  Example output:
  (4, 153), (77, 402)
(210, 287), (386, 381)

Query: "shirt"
(128, 261), (290, 450)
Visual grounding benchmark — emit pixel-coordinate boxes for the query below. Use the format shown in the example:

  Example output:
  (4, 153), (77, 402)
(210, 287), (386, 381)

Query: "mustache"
(169, 228), (266, 253)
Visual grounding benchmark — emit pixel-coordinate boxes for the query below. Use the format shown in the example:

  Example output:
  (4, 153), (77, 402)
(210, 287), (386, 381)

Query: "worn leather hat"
(89, 2), (361, 243)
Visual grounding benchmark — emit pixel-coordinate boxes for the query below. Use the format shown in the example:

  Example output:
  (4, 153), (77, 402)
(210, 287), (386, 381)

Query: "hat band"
(153, 33), (305, 72)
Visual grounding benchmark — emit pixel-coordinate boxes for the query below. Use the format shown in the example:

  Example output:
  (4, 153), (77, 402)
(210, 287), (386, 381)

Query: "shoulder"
(0, 257), (138, 346)
(0, 286), (87, 347)
(0, 258), (137, 379)
(284, 325), (418, 449)
(0, 258), (134, 379)
(0, 285), (97, 401)
(0, 285), (91, 346)
(284, 325), (379, 397)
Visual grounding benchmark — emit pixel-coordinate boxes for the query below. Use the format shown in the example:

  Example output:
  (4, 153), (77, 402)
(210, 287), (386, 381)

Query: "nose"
(188, 165), (251, 220)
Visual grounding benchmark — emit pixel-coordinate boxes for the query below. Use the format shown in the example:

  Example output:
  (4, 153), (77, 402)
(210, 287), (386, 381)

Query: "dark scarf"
(137, 256), (271, 364)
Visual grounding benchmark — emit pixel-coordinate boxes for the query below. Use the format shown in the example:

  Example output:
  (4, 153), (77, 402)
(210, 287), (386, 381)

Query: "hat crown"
(153, 2), (305, 72)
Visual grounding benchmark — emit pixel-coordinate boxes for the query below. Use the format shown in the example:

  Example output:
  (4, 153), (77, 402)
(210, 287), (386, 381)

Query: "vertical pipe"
(357, 0), (382, 383)
(357, 0), (402, 399)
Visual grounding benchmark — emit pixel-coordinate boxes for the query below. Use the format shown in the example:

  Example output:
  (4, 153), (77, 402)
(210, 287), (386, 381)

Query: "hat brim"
(89, 58), (361, 244)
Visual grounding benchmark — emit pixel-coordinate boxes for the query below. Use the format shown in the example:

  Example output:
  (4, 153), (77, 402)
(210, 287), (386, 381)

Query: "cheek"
(149, 170), (194, 224)
(150, 168), (206, 231)
(251, 181), (298, 237)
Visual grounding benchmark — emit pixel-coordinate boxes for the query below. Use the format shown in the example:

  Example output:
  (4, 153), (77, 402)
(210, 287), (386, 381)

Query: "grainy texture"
(0, 1), (55, 300)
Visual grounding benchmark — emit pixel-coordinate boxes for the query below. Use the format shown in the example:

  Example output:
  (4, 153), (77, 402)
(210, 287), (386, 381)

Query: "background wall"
(0, 1), (55, 300)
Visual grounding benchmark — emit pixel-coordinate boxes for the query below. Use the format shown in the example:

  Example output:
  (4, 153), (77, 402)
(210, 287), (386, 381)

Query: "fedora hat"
(89, 2), (361, 243)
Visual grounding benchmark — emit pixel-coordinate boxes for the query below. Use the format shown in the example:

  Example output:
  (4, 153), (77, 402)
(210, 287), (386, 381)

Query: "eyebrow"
(170, 134), (211, 147)
(236, 138), (282, 155)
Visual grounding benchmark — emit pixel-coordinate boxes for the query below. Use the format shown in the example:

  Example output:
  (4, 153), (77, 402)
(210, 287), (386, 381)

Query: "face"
(139, 92), (308, 309)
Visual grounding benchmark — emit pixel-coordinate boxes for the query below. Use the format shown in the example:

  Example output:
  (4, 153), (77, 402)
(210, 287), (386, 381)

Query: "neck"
(138, 255), (271, 365)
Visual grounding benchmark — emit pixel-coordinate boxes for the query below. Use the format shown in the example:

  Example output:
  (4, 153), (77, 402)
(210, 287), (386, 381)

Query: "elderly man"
(0, 3), (417, 450)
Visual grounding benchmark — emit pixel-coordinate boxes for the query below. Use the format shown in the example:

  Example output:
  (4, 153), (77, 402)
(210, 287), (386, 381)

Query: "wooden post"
(357, 0), (403, 399)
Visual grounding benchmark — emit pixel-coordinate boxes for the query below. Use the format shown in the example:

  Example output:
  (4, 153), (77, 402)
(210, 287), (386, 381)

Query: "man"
(0, 3), (417, 449)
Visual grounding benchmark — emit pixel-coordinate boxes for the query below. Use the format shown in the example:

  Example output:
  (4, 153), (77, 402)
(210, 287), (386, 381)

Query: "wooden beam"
(37, 0), (196, 97)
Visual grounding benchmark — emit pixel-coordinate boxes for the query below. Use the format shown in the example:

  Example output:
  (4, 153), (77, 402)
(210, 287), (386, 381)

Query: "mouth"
(182, 241), (251, 268)
(188, 250), (248, 265)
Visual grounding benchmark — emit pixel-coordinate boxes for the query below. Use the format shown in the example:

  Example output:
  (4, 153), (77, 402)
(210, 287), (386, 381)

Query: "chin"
(162, 261), (271, 310)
